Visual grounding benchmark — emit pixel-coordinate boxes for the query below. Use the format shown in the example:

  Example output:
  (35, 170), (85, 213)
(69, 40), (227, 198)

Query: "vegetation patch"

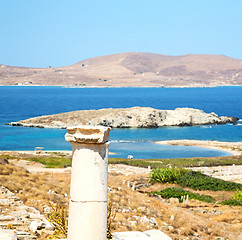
(150, 167), (185, 183)
(152, 187), (215, 203)
(232, 190), (242, 201)
(109, 155), (242, 168)
(47, 204), (68, 239)
(177, 170), (242, 191)
(151, 167), (242, 191)
(220, 199), (242, 206)
(219, 191), (242, 206)
(1, 152), (242, 169)
(29, 156), (72, 168)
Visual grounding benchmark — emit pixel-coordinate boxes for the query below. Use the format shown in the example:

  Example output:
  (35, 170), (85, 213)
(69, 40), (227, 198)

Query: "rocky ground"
(0, 185), (54, 240)
(0, 150), (242, 240)
(8, 107), (238, 129)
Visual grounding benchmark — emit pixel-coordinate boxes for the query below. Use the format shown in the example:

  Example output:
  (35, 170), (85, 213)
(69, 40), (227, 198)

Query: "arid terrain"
(1, 52), (242, 87)
(0, 150), (242, 240)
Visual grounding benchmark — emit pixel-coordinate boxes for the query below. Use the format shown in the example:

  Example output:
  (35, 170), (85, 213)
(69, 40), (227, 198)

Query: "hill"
(1, 52), (242, 87)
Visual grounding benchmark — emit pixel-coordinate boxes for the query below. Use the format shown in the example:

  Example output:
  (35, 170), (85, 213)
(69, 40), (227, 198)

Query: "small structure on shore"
(34, 147), (44, 154)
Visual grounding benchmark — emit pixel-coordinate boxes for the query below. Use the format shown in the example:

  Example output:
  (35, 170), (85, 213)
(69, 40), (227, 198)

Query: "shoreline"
(1, 140), (242, 157)
(1, 85), (242, 88)
(155, 140), (242, 156)
(0, 150), (117, 156)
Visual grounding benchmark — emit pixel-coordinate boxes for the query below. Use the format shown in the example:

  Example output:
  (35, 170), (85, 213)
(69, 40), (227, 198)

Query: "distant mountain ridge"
(1, 52), (242, 87)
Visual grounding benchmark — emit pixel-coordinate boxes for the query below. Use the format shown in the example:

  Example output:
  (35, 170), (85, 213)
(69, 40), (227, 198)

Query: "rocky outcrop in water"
(8, 107), (238, 129)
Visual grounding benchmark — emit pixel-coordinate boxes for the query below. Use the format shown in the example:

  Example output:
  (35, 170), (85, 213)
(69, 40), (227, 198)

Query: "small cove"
(0, 86), (241, 159)
(0, 125), (233, 159)
(110, 141), (231, 159)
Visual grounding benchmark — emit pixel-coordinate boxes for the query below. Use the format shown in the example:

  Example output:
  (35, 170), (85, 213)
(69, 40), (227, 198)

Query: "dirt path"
(7, 158), (242, 184)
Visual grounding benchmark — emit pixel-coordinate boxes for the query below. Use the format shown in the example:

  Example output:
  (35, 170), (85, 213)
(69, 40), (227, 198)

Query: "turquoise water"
(110, 141), (231, 159)
(0, 86), (241, 158)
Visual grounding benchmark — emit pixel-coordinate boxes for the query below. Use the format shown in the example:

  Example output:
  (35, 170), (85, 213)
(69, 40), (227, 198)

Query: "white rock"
(137, 207), (146, 212)
(43, 206), (52, 214)
(113, 231), (150, 240)
(29, 213), (41, 219)
(42, 216), (54, 230)
(149, 217), (158, 227)
(140, 215), (150, 224)
(145, 229), (172, 240)
(0, 199), (10, 205)
(44, 221), (54, 230)
(0, 229), (17, 240)
(16, 231), (30, 235)
(29, 221), (42, 233)
(0, 214), (14, 221)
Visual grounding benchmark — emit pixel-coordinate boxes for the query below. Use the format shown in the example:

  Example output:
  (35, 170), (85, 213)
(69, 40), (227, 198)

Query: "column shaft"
(65, 126), (111, 240)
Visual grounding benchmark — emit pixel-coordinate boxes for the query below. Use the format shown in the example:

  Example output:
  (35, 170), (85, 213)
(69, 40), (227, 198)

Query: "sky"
(0, 0), (242, 68)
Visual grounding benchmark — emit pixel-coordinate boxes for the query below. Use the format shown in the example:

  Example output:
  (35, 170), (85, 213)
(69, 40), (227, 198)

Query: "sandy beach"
(155, 140), (242, 156)
(2, 139), (242, 184)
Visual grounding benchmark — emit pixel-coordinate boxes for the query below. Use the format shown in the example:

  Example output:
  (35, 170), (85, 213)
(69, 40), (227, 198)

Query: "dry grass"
(108, 173), (242, 240)
(0, 154), (242, 239)
(0, 162), (70, 211)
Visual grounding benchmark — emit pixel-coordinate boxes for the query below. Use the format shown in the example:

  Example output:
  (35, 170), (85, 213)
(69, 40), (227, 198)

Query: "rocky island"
(8, 107), (238, 129)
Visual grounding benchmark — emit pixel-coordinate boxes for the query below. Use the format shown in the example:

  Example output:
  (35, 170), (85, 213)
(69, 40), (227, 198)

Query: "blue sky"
(0, 0), (241, 67)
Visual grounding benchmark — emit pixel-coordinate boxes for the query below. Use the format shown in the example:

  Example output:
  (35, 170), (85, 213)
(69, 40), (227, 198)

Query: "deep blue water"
(0, 86), (241, 158)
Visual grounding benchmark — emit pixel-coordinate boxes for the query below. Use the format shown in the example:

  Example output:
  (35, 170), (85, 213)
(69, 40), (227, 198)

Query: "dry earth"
(1, 52), (242, 87)
(1, 149), (242, 240)
(6, 156), (242, 184)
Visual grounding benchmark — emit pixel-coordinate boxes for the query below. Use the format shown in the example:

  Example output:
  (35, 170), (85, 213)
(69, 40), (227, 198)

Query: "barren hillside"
(1, 52), (242, 87)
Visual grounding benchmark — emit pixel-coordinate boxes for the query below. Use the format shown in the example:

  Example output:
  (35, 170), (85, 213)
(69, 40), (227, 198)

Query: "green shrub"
(177, 170), (242, 191)
(150, 167), (186, 183)
(153, 187), (215, 203)
(30, 157), (72, 168)
(220, 199), (242, 206)
(151, 167), (242, 191)
(109, 156), (242, 169)
(231, 190), (242, 201)
(219, 191), (242, 206)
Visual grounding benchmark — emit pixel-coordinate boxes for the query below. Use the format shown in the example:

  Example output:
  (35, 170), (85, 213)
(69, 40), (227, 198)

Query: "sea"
(0, 86), (241, 159)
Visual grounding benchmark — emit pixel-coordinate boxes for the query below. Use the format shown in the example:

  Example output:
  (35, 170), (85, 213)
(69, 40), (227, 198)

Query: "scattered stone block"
(0, 199), (10, 206)
(0, 228), (17, 240)
(0, 214), (14, 221)
(113, 230), (172, 239)
(169, 198), (179, 204)
(145, 229), (172, 240)
(113, 231), (150, 240)
(29, 221), (43, 233)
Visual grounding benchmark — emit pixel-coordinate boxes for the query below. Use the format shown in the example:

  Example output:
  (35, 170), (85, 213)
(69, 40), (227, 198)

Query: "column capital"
(65, 125), (111, 144)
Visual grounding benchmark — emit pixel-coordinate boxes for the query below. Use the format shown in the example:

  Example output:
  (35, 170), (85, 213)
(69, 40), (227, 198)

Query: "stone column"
(65, 125), (111, 240)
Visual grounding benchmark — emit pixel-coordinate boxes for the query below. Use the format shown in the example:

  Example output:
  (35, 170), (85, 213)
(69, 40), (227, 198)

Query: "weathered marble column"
(65, 125), (111, 240)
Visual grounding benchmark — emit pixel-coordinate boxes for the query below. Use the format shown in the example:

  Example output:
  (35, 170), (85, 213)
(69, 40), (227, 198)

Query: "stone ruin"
(0, 125), (172, 240)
